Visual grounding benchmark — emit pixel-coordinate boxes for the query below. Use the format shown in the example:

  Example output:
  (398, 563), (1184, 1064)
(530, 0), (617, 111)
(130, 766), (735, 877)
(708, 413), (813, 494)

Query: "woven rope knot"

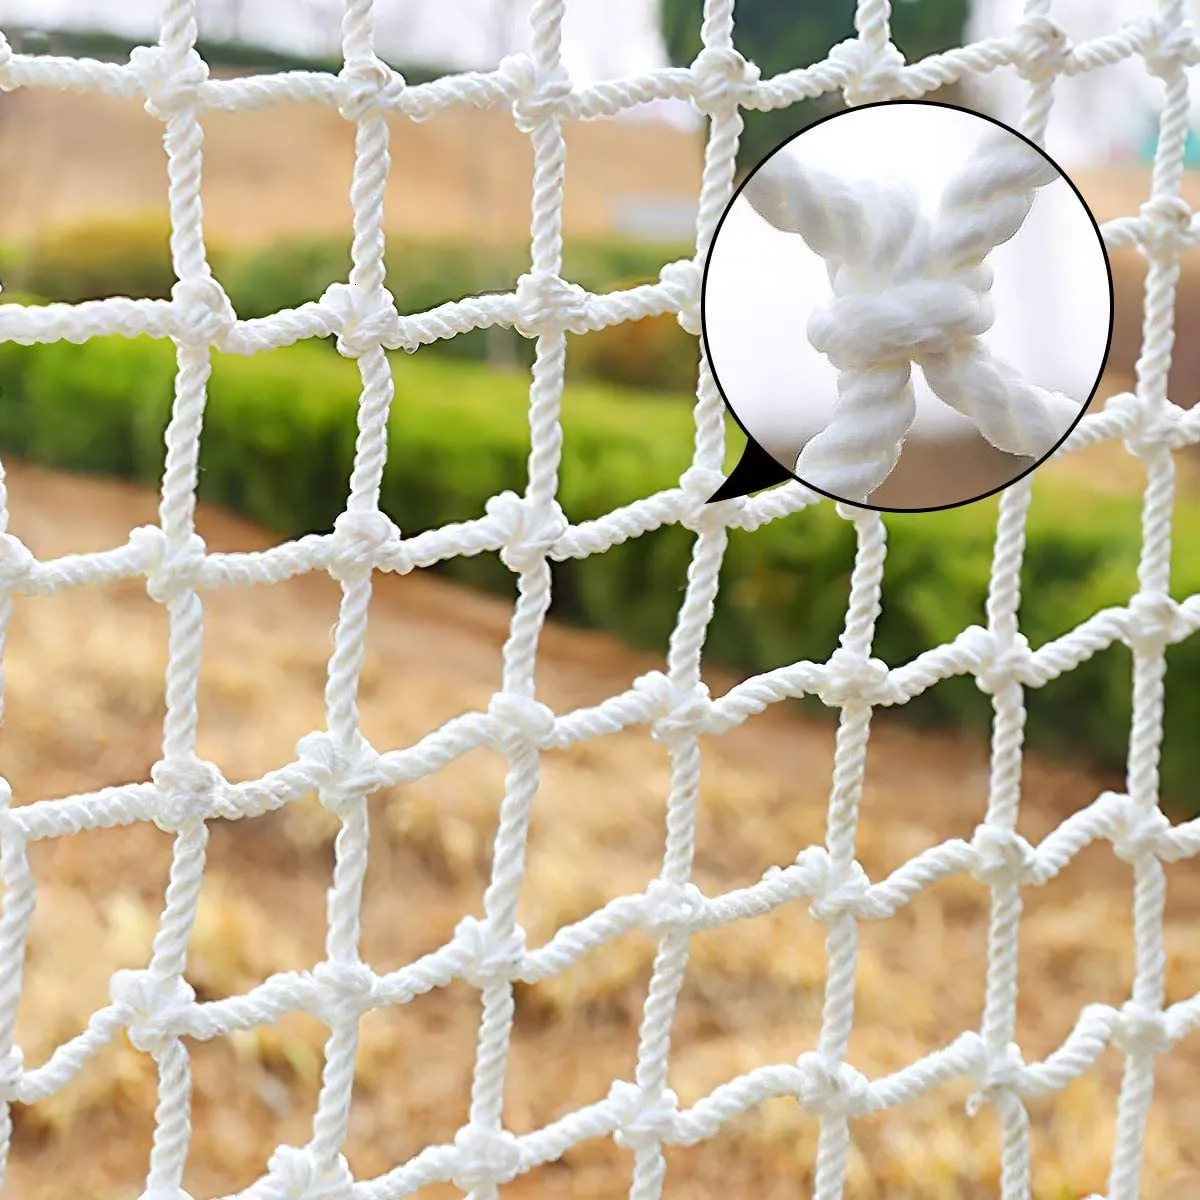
(1112, 1000), (1173, 1057)
(801, 849), (878, 922)
(1011, 15), (1069, 81)
(499, 54), (572, 133)
(817, 647), (891, 707)
(642, 878), (707, 935)
(172, 275), (237, 344)
(795, 1052), (872, 1117)
(1136, 15), (1200, 77)
(151, 755), (223, 832)
(957, 626), (1032, 694)
(1139, 194), (1194, 253)
(484, 490), (568, 572)
(678, 464), (744, 530)
(452, 916), (528, 988)
(265, 1146), (353, 1200)
(0, 1046), (22, 1098)
(452, 1124), (523, 1190)
(1110, 797), (1171, 864)
(331, 509), (406, 581)
(486, 691), (557, 752)
(1105, 389), (1181, 458)
(320, 283), (398, 357)
(826, 38), (907, 105)
(130, 526), (207, 605)
(965, 1040), (1025, 1115)
(129, 44), (209, 120)
(109, 969), (195, 1054)
(337, 54), (400, 121)
(658, 258), (702, 335)
(0, 532), (35, 591)
(295, 730), (389, 818)
(689, 46), (760, 111)
(309, 960), (377, 1026)
(1124, 591), (1191, 653)
(608, 1081), (679, 1151)
(513, 271), (588, 337)
(633, 671), (712, 744)
(970, 824), (1036, 888)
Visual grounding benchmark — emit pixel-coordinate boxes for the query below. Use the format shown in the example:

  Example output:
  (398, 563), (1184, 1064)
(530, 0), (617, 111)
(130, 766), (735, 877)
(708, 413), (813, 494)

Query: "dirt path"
(1, 461), (1198, 1199)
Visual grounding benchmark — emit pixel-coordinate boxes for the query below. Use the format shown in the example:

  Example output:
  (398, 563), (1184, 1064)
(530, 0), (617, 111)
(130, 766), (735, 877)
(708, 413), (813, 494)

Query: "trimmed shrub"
(0, 335), (1194, 808)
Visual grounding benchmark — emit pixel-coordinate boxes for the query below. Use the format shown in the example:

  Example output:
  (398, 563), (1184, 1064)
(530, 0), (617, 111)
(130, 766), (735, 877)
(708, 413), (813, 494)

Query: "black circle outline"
(698, 98), (1118, 515)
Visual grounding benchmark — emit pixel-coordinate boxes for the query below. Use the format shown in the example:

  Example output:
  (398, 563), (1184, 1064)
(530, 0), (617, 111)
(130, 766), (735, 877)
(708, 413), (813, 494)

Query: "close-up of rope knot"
(964, 1039), (1026, 1116)
(499, 54), (572, 134)
(825, 38), (907, 105)
(131, 526), (207, 605)
(108, 969), (196, 1055)
(608, 1081), (680, 1151)
(484, 489), (568, 572)
(817, 647), (891, 707)
(1109, 795), (1172, 865)
(742, 127), (1084, 502)
(319, 282), (398, 358)
(451, 1124), (524, 1191)
(795, 1052), (873, 1118)
(1111, 1000), (1173, 1058)
(957, 625), (1032, 694)
(337, 54), (401, 121)
(1010, 15), (1070, 81)
(128, 44), (209, 120)
(151, 754), (224, 832)
(309, 960), (378, 1026)
(642, 877), (708, 935)
(658, 258), (702, 334)
(172, 275), (237, 345)
(1134, 14), (1200, 77)
(689, 46), (760, 111)
(451, 916), (528, 989)
(970, 824), (1037, 889)
(1123, 591), (1193, 653)
(295, 729), (390, 818)
(330, 509), (405, 581)
(486, 691), (558, 752)
(265, 1145), (353, 1200)
(513, 270), (589, 337)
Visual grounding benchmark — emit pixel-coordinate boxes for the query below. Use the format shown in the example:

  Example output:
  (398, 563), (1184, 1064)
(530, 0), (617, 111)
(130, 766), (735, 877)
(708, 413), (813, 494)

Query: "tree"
(659, 0), (969, 175)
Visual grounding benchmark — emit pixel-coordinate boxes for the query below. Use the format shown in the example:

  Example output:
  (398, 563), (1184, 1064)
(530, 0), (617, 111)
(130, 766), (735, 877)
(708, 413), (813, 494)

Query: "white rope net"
(0, 2), (1198, 1199)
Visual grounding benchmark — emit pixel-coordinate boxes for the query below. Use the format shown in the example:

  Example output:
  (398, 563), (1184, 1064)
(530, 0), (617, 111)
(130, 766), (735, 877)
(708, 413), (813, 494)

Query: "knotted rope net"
(0, 1), (1198, 1199)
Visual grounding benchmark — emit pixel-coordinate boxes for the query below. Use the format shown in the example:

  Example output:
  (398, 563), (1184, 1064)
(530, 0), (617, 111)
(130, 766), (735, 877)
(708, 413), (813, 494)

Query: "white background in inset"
(0, 2), (1199, 1200)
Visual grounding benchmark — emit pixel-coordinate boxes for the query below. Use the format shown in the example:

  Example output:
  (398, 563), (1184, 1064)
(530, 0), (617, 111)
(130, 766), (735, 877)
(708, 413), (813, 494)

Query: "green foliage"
(0, 334), (1195, 809)
(658, 0), (970, 172)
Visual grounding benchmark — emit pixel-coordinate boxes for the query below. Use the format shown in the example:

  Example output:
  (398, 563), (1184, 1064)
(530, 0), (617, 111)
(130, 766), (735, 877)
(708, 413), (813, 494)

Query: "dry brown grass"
(1, 461), (1199, 1199)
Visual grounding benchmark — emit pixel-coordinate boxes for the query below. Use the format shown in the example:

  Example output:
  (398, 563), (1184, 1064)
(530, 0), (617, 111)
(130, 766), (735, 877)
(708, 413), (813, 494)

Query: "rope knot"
(1011, 15), (1070, 81)
(1139, 194), (1194, 254)
(172, 275), (237, 344)
(513, 271), (588, 337)
(337, 54), (400, 121)
(826, 38), (907, 105)
(689, 46), (761, 111)
(499, 54), (572, 133)
(319, 283), (398, 357)
(965, 1041), (1025, 1116)
(452, 916), (528, 988)
(151, 755), (223, 833)
(130, 526), (207, 605)
(1104, 389), (1181, 458)
(817, 647), (891, 707)
(957, 626), (1032, 694)
(331, 509), (406, 581)
(970, 824), (1036, 888)
(1124, 591), (1192, 653)
(485, 691), (557, 752)
(658, 258), (701, 335)
(642, 878), (707, 935)
(129, 44), (209, 120)
(109, 969), (195, 1054)
(678, 464), (744, 530)
(795, 1052), (872, 1117)
(801, 849), (877, 922)
(295, 730), (389, 818)
(309, 960), (378, 1026)
(452, 1124), (523, 1191)
(633, 672), (711, 744)
(0, 532), (35, 592)
(1136, 15), (1200, 77)
(266, 1146), (353, 1200)
(484, 490), (567, 572)
(1112, 1000), (1173, 1058)
(1110, 797), (1171, 865)
(607, 1081), (679, 1151)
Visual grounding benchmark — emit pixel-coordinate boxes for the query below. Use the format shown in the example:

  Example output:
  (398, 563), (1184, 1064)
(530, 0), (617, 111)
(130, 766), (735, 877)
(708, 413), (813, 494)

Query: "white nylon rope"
(742, 124), (1086, 502)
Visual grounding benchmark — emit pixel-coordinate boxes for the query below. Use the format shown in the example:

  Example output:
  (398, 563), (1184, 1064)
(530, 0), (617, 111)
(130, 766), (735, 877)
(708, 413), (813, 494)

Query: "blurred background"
(2, 2), (1200, 1198)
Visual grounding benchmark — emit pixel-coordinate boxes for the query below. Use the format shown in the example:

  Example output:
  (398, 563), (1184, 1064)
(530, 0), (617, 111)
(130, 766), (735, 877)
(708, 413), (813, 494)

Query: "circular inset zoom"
(701, 100), (1114, 513)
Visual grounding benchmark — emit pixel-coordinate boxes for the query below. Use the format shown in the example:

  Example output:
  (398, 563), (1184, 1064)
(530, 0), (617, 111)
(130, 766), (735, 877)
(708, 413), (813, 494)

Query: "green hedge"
(0, 331), (1195, 809)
